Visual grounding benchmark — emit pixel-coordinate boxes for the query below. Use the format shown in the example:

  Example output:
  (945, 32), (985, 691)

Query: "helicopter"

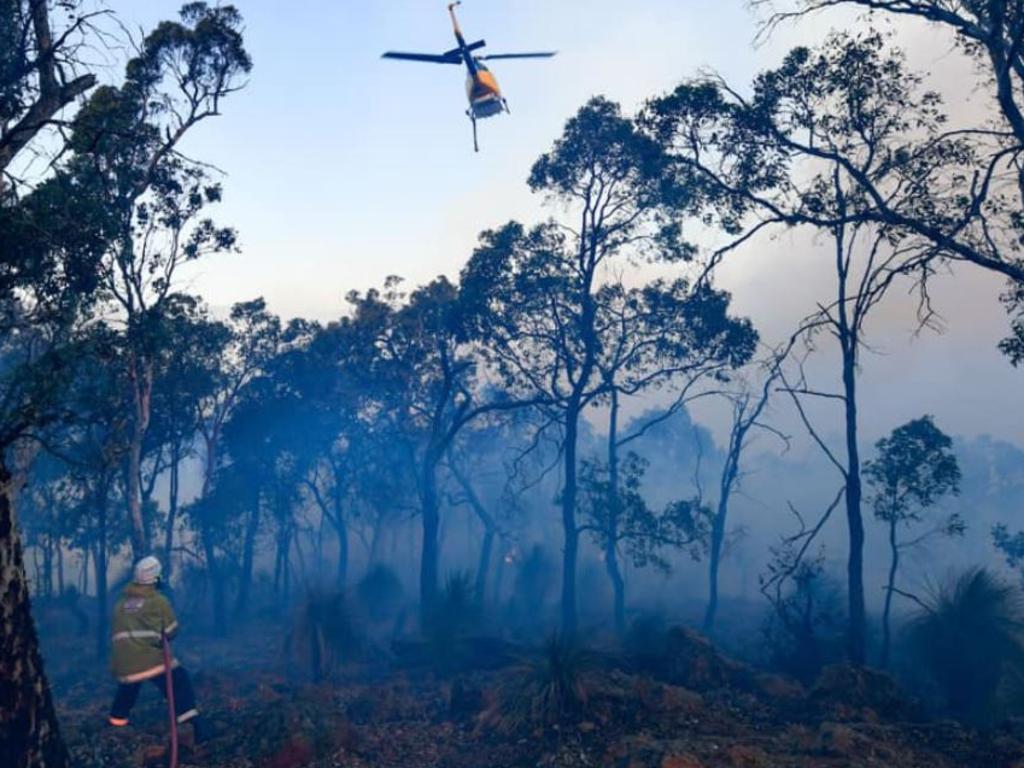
(382, 2), (556, 152)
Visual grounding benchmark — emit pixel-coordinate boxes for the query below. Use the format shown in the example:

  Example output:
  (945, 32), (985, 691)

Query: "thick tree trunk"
(561, 403), (581, 637)
(0, 458), (69, 768)
(419, 457), (441, 625)
(127, 357), (153, 559)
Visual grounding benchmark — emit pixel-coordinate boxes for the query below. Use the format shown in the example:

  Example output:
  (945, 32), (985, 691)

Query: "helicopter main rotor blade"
(381, 51), (462, 64)
(477, 51), (557, 60)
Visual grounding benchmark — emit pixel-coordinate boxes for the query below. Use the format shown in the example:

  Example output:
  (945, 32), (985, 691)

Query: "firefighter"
(108, 556), (211, 743)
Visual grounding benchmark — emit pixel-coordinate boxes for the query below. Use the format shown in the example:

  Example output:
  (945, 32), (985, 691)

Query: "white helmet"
(133, 555), (162, 585)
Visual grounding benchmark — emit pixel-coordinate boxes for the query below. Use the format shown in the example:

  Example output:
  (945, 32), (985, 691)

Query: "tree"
(647, 32), (952, 664)
(592, 276), (756, 633)
(0, 0), (98, 181)
(759, 0), (1024, 364)
(462, 97), (701, 635)
(68, 2), (251, 557)
(337, 277), (530, 621)
(0, 4), (109, 764)
(865, 415), (962, 667)
(578, 451), (711, 621)
(703, 356), (789, 634)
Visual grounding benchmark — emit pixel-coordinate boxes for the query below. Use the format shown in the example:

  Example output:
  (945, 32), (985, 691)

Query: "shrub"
(910, 567), (1024, 723)
(481, 634), (594, 733)
(285, 590), (359, 681)
(355, 564), (404, 624)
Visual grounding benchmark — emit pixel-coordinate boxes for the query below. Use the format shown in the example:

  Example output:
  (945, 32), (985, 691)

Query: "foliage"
(356, 564), (404, 624)
(910, 568), (1024, 724)
(864, 416), (962, 529)
(578, 452), (710, 573)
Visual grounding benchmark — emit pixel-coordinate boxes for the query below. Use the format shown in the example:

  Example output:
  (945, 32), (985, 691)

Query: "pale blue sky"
(102, 1), (1021, 445)
(114, 0), (790, 317)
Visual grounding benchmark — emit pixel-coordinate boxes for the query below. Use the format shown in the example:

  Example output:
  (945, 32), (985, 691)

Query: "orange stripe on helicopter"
(469, 70), (501, 101)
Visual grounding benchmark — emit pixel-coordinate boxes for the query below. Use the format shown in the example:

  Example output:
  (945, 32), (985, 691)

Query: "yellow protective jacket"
(110, 582), (179, 683)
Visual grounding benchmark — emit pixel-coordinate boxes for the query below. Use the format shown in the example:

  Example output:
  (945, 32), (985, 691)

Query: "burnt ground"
(39, 614), (1024, 768)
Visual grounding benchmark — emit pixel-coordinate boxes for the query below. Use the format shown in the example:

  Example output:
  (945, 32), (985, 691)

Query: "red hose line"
(162, 630), (179, 768)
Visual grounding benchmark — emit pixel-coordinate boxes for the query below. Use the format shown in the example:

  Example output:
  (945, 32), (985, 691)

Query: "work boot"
(191, 716), (213, 745)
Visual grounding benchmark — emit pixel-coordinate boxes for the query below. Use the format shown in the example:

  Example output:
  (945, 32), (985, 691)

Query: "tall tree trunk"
(605, 388), (626, 635)
(880, 517), (899, 669)
(561, 402), (581, 637)
(419, 456), (441, 625)
(163, 443), (181, 581)
(705, 427), (744, 635)
(42, 539), (53, 599)
(56, 545), (64, 598)
(94, 481), (110, 661)
(703, 497), (728, 634)
(80, 547), (89, 596)
(335, 518), (348, 591)
(0, 458), (69, 768)
(235, 496), (260, 618)
(841, 338), (866, 666)
(127, 356), (153, 559)
(202, 531), (226, 636)
(450, 460), (495, 605)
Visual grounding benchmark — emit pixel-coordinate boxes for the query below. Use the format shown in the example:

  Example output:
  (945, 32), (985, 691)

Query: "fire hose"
(162, 629), (179, 768)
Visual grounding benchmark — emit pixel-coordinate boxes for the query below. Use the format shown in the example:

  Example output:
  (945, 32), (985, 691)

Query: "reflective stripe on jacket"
(110, 582), (179, 682)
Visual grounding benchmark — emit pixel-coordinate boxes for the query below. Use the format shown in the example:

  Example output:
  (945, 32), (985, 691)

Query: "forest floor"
(40, 613), (1024, 768)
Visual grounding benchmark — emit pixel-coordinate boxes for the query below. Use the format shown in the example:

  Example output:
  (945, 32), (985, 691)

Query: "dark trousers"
(110, 666), (198, 724)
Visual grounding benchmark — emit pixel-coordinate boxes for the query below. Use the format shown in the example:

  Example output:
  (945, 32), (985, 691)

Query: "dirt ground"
(40, 617), (1024, 768)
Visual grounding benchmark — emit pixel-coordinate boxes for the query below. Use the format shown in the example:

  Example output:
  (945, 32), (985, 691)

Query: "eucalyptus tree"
(142, 296), (227, 576)
(865, 415), (962, 667)
(0, 0), (98, 182)
(67, 2), (251, 557)
(462, 97), (723, 635)
(189, 304), (293, 628)
(703, 356), (790, 634)
(647, 33), (957, 664)
(339, 277), (531, 620)
(0, 6), (108, 760)
(593, 277), (756, 633)
(578, 451), (712, 631)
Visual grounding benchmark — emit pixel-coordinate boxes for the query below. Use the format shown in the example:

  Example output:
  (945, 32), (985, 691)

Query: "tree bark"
(605, 388), (626, 635)
(0, 458), (69, 768)
(162, 443), (181, 581)
(235, 494), (260, 618)
(841, 336), (866, 666)
(419, 456), (441, 625)
(202, 530), (226, 636)
(126, 355), (153, 559)
(561, 401), (582, 637)
(880, 516), (899, 669)
(335, 517), (348, 591)
(93, 479), (110, 661)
